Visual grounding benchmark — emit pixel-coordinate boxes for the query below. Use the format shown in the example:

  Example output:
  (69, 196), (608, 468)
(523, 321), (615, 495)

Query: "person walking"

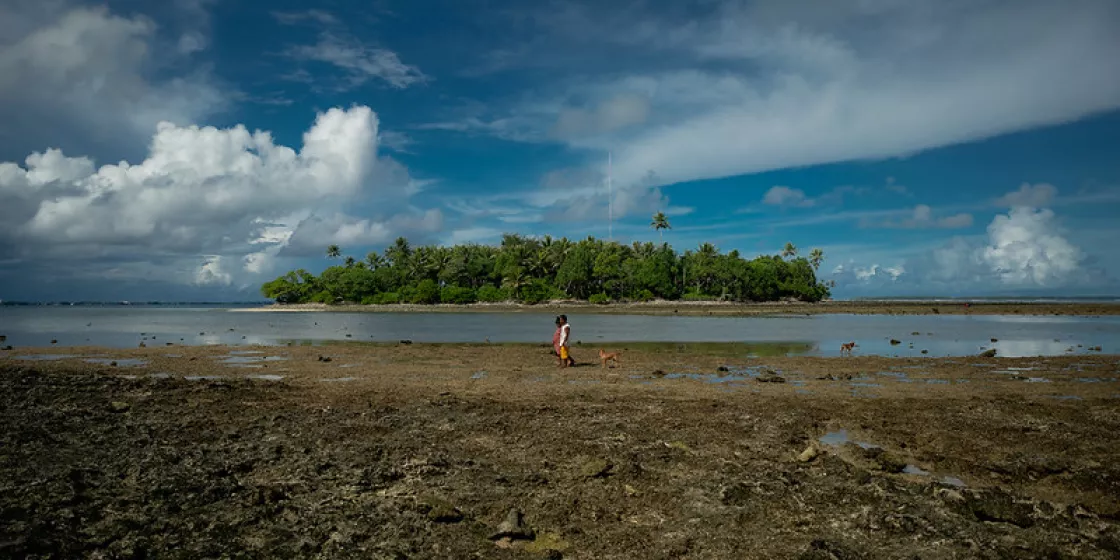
(552, 316), (564, 367)
(558, 314), (575, 367)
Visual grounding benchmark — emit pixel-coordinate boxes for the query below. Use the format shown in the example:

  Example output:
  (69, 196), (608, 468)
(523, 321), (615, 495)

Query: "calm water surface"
(0, 306), (1117, 357)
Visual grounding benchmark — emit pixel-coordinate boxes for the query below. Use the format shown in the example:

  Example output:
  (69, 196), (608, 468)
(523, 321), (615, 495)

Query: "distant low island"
(261, 232), (831, 306)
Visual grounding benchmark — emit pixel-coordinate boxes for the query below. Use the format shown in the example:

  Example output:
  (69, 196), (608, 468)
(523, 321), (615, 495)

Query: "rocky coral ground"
(2, 344), (1119, 559)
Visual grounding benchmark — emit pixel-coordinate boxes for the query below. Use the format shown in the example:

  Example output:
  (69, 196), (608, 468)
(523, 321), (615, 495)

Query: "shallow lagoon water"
(1, 306), (1118, 357)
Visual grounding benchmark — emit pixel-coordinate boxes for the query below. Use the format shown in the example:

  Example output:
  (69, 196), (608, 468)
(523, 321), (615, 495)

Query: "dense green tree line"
(262, 234), (832, 305)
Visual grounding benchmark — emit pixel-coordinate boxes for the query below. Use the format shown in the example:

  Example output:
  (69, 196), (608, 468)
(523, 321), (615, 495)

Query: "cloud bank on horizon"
(0, 0), (1118, 300)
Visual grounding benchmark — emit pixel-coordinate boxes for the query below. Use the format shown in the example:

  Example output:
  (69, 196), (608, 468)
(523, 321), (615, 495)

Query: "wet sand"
(2, 344), (1120, 558)
(241, 300), (1120, 317)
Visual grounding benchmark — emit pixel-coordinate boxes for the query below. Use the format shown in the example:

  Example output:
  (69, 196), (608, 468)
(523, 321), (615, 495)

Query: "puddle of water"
(471, 370), (488, 379)
(941, 476), (967, 488)
(926, 379), (950, 385)
(228, 350), (265, 355)
(218, 355), (289, 364)
(1048, 395), (1084, 401)
(903, 465), (930, 475)
(184, 375), (224, 381)
(876, 371), (910, 381)
(247, 374), (285, 381)
(338, 364), (358, 368)
(789, 379), (807, 387)
(226, 364), (264, 369)
(568, 379), (601, 385)
(165, 354), (183, 358)
(118, 375), (138, 379)
(1006, 366), (1035, 371)
(1076, 377), (1104, 383)
(818, 429), (879, 449)
(722, 365), (784, 378)
(320, 377), (357, 383)
(665, 372), (750, 384)
(150, 372), (173, 379)
(795, 389), (812, 395)
(1025, 377), (1050, 383)
(849, 382), (883, 388)
(14, 354), (78, 361)
(85, 358), (148, 367)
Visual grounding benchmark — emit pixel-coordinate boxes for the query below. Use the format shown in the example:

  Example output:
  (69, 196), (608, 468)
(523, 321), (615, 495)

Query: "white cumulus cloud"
(762, 186), (815, 208)
(995, 183), (1058, 208)
(981, 207), (1080, 286)
(0, 105), (437, 290)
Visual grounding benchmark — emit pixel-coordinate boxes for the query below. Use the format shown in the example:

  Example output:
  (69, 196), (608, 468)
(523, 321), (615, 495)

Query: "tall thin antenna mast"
(608, 151), (613, 241)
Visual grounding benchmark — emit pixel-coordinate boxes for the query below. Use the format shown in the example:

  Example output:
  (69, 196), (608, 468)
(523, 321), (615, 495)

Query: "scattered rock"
(717, 365), (730, 372)
(964, 489), (1035, 528)
(798, 539), (866, 560)
(720, 482), (753, 506)
(920, 350), (929, 354)
(990, 338), (999, 343)
(109, 361), (117, 367)
(1089, 346), (1102, 352)
(863, 448), (906, 473)
(1, 346), (11, 351)
(50, 339), (58, 344)
(889, 339), (901, 345)
(756, 373), (786, 383)
(524, 532), (570, 556)
(978, 349), (997, 358)
(138, 342), (146, 348)
(580, 458), (613, 479)
(109, 401), (131, 413)
(911, 332), (920, 336)
(317, 356), (332, 363)
(650, 369), (666, 377)
(422, 498), (463, 523)
(399, 339), (413, 345)
(931, 308), (940, 314)
(490, 508), (534, 541)
(798, 445), (820, 463)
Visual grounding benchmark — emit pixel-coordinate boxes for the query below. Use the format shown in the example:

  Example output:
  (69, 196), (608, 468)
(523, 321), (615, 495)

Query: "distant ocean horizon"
(1, 296), (1118, 306)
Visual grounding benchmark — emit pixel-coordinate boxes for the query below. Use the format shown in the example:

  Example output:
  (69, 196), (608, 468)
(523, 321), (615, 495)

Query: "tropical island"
(262, 218), (831, 306)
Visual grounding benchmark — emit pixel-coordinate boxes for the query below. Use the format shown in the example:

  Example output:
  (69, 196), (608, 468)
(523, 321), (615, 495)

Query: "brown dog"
(840, 341), (857, 356)
(598, 349), (621, 368)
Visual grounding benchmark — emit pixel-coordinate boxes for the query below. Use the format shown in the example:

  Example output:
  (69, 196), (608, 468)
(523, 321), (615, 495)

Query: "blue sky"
(1, 0), (1119, 300)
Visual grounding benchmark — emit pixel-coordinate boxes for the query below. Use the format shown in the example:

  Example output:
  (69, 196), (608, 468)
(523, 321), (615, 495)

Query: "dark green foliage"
(440, 286), (477, 304)
(589, 293), (611, 305)
(261, 236), (831, 305)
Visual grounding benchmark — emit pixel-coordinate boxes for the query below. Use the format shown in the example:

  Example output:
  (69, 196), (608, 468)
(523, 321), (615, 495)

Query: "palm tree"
(366, 251), (385, 270)
(809, 248), (824, 270)
(344, 256), (356, 268)
(650, 212), (671, 241)
(326, 245), (341, 259)
(782, 242), (798, 259)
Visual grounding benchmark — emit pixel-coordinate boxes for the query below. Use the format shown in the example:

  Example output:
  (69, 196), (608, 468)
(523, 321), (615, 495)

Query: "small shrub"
(409, 280), (440, 304)
(517, 280), (556, 305)
(633, 289), (655, 302)
(310, 291), (334, 304)
(373, 292), (401, 304)
(440, 286), (477, 304)
(682, 291), (714, 301)
(476, 284), (508, 303)
(588, 293), (611, 305)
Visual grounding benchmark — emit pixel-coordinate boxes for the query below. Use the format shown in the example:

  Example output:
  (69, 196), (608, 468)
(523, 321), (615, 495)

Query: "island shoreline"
(233, 299), (1120, 316)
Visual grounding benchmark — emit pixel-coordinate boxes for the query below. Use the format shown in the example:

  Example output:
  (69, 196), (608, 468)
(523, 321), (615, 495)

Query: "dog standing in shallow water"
(598, 349), (621, 368)
(840, 341), (857, 356)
